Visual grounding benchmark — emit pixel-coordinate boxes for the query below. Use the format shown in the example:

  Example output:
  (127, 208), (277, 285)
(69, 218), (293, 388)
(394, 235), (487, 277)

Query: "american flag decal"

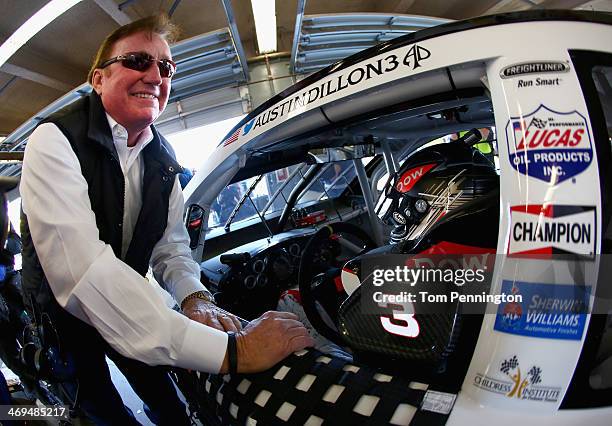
(222, 128), (241, 147)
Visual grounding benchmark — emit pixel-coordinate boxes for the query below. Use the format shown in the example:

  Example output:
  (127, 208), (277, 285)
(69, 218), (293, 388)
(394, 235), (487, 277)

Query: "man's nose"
(142, 61), (163, 84)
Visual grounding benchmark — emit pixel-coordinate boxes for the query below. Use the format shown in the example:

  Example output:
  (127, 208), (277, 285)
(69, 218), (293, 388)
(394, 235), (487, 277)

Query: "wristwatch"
(180, 289), (216, 311)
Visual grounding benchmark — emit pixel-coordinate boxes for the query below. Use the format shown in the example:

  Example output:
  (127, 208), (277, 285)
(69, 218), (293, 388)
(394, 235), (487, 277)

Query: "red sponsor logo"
(396, 163), (436, 193)
(407, 241), (496, 270)
(515, 127), (584, 150)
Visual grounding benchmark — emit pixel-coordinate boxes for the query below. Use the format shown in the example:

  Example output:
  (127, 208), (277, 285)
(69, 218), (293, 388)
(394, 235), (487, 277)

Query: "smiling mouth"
(132, 93), (157, 100)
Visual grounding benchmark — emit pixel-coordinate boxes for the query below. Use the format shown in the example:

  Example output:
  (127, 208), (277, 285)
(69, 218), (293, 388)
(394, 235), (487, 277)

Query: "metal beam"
(540, 0), (593, 8)
(220, 0), (249, 80)
(353, 159), (384, 246)
(444, 0), (502, 19)
(0, 63), (72, 92)
(0, 76), (16, 97)
(483, 0), (592, 15)
(168, 0), (182, 18)
(93, 0), (132, 25)
(290, 0), (306, 74)
(0, 152), (24, 161)
(0, 34), (83, 83)
(118, 0), (140, 11)
(376, 0), (416, 13)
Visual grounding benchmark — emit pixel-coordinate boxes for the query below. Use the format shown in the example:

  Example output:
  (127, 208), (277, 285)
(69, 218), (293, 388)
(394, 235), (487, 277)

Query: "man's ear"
(91, 69), (104, 95)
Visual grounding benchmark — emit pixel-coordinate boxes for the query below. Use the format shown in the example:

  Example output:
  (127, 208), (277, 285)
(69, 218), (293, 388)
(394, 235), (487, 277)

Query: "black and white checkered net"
(194, 348), (453, 426)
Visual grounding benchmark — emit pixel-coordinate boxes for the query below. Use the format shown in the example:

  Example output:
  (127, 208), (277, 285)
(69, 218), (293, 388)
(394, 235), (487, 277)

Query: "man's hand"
(183, 298), (242, 332)
(220, 311), (315, 374)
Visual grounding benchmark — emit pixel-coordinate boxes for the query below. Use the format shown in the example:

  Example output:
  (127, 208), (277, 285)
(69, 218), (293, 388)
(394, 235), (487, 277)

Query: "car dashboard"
(201, 228), (342, 319)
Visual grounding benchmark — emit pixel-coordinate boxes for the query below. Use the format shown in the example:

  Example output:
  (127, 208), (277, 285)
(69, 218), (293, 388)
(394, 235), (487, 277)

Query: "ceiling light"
(251, 0), (277, 54)
(0, 0), (83, 67)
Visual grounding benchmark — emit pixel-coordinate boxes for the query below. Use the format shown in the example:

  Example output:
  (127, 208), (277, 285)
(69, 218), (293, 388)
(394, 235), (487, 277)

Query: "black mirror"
(184, 204), (205, 250)
(307, 144), (376, 164)
(0, 177), (19, 249)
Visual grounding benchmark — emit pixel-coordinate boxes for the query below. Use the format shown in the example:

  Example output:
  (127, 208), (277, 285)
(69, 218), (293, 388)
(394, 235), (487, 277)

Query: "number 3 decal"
(378, 301), (420, 338)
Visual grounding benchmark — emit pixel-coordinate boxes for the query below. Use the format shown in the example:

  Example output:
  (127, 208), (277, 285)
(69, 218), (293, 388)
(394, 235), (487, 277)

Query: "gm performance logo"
(509, 204), (595, 256)
(505, 105), (592, 184)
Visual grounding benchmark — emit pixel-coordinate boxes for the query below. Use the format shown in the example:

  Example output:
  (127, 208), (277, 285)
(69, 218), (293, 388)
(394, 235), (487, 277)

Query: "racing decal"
(500, 61), (570, 78)
(395, 163), (437, 193)
(516, 76), (562, 88)
(416, 241), (496, 256)
(393, 170), (473, 242)
(378, 299), (420, 338)
(508, 204), (595, 256)
(473, 355), (562, 402)
(340, 266), (361, 296)
(242, 118), (256, 136)
(421, 390), (457, 415)
(221, 127), (241, 147)
(244, 44), (432, 136)
(494, 281), (589, 341)
(406, 242), (495, 274)
(505, 105), (593, 184)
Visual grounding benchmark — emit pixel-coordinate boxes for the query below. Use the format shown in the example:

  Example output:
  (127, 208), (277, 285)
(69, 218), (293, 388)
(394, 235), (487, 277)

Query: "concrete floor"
(1, 359), (160, 425)
(106, 357), (155, 426)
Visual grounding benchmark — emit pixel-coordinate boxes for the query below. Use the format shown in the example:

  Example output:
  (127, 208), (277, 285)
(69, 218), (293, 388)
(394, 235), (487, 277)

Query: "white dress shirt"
(20, 118), (228, 373)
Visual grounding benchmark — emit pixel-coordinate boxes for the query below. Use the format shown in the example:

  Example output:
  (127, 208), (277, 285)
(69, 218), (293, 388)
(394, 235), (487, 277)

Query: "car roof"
(184, 9), (612, 207)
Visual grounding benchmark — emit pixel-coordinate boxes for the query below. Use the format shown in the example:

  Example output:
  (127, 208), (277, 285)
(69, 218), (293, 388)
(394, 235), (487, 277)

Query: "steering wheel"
(298, 222), (376, 344)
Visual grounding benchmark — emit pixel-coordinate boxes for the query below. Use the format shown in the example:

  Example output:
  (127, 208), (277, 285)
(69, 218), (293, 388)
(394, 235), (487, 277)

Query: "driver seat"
(337, 191), (499, 385)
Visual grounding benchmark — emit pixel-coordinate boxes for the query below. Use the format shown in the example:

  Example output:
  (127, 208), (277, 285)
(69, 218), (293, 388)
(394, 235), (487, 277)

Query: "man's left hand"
(183, 299), (242, 332)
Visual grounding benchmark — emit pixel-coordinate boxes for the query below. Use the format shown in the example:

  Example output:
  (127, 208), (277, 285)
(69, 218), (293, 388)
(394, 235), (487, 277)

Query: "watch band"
(227, 331), (238, 375)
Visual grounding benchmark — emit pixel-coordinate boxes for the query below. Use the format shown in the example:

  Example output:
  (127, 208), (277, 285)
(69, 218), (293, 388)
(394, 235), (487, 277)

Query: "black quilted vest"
(21, 92), (181, 309)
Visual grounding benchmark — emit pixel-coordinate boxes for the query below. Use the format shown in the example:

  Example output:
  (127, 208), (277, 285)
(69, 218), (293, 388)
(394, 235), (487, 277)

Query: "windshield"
(208, 164), (306, 229)
(295, 160), (358, 207)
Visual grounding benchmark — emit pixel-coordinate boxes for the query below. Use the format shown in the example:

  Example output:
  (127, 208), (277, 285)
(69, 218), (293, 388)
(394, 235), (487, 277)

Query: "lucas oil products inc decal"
(508, 204), (595, 256)
(494, 280), (589, 341)
(473, 355), (562, 402)
(505, 105), (592, 184)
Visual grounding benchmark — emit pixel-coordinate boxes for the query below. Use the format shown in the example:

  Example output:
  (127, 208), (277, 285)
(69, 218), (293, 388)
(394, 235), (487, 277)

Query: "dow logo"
(396, 163), (436, 193)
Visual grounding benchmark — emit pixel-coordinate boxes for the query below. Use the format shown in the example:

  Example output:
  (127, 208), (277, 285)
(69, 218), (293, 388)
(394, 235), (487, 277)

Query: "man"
(20, 15), (313, 425)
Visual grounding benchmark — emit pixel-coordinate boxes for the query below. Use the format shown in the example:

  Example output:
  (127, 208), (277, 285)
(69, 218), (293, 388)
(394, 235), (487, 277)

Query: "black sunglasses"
(99, 52), (177, 78)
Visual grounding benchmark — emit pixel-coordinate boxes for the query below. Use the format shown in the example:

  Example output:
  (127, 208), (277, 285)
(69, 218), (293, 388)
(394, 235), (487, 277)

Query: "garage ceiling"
(0, 0), (609, 143)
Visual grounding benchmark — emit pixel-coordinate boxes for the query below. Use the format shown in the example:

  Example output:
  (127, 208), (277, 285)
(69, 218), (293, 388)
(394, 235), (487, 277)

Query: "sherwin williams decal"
(505, 105), (592, 184)
(508, 205), (595, 256)
(500, 61), (570, 78)
(494, 280), (589, 341)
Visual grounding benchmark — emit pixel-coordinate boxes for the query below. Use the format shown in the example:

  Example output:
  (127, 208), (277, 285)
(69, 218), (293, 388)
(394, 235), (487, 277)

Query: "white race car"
(180, 9), (612, 426)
